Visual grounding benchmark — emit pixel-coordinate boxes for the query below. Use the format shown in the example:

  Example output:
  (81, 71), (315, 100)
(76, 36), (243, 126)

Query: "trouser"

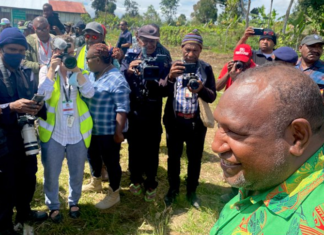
(88, 135), (121, 191)
(165, 117), (207, 194)
(0, 150), (37, 228)
(127, 119), (162, 190)
(41, 139), (87, 210)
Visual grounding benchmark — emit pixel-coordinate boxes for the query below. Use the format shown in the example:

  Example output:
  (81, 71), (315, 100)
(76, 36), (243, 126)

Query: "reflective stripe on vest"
(77, 46), (86, 70)
(38, 74), (93, 148)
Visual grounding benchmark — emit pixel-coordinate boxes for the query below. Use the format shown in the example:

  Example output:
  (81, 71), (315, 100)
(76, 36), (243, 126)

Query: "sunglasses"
(263, 31), (274, 36)
(85, 34), (99, 40)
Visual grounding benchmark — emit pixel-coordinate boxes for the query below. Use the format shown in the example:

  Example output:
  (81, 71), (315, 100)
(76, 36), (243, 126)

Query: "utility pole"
(104, 0), (108, 25)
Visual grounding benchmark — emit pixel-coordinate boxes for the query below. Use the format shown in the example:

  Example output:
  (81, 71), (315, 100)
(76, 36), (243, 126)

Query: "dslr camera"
(18, 115), (39, 156)
(182, 63), (199, 90)
(235, 61), (244, 70)
(52, 38), (77, 69)
(135, 54), (167, 80)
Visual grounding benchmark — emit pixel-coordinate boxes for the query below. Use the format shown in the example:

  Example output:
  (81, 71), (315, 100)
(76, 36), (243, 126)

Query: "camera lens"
(236, 61), (244, 70)
(62, 55), (77, 69)
(189, 79), (200, 90)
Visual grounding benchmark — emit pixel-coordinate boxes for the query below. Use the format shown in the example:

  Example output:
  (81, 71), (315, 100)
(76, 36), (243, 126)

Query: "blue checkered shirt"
(175, 69), (202, 114)
(296, 59), (324, 88)
(84, 68), (131, 135)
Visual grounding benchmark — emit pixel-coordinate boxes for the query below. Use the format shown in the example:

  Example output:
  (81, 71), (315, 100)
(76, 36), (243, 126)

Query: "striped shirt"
(83, 68), (131, 135)
(296, 59), (324, 88)
(175, 69), (202, 114)
(38, 66), (94, 146)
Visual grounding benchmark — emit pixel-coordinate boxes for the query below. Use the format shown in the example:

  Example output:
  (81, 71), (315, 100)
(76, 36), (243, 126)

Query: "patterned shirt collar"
(233, 145), (324, 219)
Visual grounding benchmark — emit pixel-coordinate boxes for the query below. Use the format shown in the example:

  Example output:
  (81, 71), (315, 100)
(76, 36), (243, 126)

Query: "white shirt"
(38, 66), (94, 146)
(38, 38), (53, 65)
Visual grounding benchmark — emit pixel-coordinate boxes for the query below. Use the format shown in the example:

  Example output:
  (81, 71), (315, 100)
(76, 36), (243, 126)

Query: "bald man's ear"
(287, 118), (311, 157)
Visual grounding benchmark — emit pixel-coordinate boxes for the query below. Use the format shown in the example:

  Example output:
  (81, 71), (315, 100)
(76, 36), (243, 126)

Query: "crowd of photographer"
(1, 2), (324, 233)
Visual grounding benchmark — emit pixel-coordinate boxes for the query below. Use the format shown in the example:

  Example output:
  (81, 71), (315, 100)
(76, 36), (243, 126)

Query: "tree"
(160, 0), (180, 24)
(177, 14), (187, 25)
(124, 0), (140, 17)
(282, 0), (294, 34)
(91, 0), (116, 17)
(191, 0), (218, 24)
(245, 0), (251, 28)
(143, 5), (162, 25)
(268, 0), (273, 28)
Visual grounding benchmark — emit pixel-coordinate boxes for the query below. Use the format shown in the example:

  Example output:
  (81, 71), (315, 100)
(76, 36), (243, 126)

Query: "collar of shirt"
(296, 58), (324, 71)
(231, 144), (324, 219)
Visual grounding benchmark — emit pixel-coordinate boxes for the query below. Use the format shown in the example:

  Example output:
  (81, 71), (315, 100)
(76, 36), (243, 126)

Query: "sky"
(79, 0), (297, 21)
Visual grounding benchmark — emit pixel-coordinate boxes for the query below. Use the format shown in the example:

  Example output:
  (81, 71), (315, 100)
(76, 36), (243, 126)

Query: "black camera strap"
(62, 84), (71, 102)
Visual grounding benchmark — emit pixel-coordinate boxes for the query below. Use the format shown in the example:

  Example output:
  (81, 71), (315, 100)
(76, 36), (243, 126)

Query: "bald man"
(211, 63), (324, 234)
(23, 17), (55, 85)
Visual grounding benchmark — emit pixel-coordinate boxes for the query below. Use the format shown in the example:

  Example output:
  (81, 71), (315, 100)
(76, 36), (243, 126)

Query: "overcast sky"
(80, 0), (296, 20)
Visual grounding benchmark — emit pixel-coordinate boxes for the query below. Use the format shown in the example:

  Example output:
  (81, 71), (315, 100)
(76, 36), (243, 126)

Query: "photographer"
(0, 28), (47, 234)
(37, 35), (94, 223)
(216, 44), (256, 91)
(163, 30), (216, 208)
(120, 25), (171, 202)
(237, 27), (276, 65)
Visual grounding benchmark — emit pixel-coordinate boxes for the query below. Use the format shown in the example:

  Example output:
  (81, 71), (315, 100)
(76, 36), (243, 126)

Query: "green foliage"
(160, 0), (180, 25)
(124, 0), (140, 17)
(91, 0), (116, 17)
(142, 5), (162, 25)
(191, 0), (218, 24)
(176, 14), (187, 26)
(81, 14), (92, 24)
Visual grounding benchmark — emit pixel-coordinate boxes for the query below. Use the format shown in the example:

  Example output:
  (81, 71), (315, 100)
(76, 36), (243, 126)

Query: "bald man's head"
(32, 17), (50, 42)
(229, 63), (324, 136)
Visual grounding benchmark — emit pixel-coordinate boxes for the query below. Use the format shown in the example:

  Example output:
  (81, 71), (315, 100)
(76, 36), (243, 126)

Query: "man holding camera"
(216, 44), (256, 91)
(120, 25), (171, 202)
(163, 30), (216, 208)
(0, 28), (47, 234)
(237, 27), (276, 65)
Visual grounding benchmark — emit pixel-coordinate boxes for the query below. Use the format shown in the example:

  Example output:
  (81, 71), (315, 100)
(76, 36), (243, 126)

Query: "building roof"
(0, 0), (47, 10)
(49, 0), (87, 14)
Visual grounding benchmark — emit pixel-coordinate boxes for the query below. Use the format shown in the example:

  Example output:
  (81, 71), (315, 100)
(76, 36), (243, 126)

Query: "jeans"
(41, 138), (87, 210)
(88, 135), (121, 191)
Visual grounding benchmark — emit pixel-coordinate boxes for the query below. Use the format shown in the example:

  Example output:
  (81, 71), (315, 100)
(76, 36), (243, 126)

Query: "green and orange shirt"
(210, 145), (324, 235)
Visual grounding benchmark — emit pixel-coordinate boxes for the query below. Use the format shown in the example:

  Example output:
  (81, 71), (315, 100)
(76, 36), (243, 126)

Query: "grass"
(28, 46), (231, 235)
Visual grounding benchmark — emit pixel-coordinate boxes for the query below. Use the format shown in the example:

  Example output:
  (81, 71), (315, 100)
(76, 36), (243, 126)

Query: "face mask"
(69, 72), (79, 87)
(2, 51), (25, 69)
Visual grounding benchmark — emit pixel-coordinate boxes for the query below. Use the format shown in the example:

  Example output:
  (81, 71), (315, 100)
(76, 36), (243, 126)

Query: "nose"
(211, 128), (231, 154)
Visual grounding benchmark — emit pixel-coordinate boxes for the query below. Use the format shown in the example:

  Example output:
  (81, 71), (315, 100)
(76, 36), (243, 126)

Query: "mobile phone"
(32, 94), (45, 104)
(252, 28), (264, 36)
(183, 63), (197, 74)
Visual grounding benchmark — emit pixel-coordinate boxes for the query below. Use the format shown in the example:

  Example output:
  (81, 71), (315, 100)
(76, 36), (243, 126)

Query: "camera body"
(183, 73), (200, 90)
(56, 43), (77, 69)
(136, 54), (167, 80)
(18, 115), (39, 156)
(252, 28), (264, 35)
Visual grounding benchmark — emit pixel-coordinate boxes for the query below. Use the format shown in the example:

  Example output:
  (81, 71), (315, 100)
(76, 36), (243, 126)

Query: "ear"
(298, 45), (303, 52)
(287, 118), (311, 156)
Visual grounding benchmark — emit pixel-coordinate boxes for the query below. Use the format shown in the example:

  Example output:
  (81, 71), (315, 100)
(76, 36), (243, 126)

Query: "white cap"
(0, 18), (10, 26)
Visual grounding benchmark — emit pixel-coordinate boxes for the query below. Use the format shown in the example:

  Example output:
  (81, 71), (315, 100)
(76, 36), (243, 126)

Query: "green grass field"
(28, 46), (232, 235)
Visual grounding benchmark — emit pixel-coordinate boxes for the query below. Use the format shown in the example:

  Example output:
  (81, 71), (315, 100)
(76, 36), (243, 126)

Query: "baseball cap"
(74, 21), (86, 30)
(259, 28), (276, 45)
(138, 25), (159, 40)
(233, 44), (252, 62)
(0, 18), (10, 26)
(18, 21), (33, 30)
(273, 47), (298, 64)
(300, 34), (324, 46)
(84, 22), (103, 35)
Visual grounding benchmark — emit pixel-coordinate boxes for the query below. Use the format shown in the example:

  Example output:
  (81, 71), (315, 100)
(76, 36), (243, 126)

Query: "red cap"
(233, 44), (252, 62)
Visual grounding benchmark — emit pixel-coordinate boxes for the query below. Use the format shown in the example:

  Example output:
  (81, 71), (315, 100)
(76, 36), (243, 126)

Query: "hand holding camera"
(169, 61), (186, 80)
(229, 61), (244, 79)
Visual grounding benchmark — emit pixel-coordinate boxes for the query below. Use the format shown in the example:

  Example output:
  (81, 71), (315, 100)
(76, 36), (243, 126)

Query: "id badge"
(67, 116), (74, 127)
(62, 100), (74, 115)
(185, 88), (193, 98)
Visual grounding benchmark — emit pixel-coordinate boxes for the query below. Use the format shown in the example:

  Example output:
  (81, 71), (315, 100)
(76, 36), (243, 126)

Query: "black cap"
(74, 21), (86, 30)
(300, 34), (324, 46)
(138, 25), (159, 39)
(259, 28), (276, 45)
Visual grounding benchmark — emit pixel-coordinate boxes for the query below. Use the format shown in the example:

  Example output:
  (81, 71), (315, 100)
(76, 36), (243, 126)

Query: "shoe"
(0, 229), (20, 235)
(129, 183), (142, 195)
(101, 165), (109, 182)
(187, 192), (200, 209)
(82, 176), (102, 192)
(164, 189), (178, 207)
(27, 210), (48, 222)
(49, 210), (63, 223)
(144, 188), (156, 202)
(69, 205), (80, 219)
(95, 187), (120, 210)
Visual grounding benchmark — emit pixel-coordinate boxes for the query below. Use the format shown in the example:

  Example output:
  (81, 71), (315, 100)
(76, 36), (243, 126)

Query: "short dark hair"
(43, 3), (53, 11)
(120, 21), (127, 26)
(236, 63), (324, 136)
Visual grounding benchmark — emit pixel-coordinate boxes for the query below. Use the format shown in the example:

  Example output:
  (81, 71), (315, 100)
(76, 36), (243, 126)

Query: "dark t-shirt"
(252, 50), (273, 65)
(116, 29), (132, 55)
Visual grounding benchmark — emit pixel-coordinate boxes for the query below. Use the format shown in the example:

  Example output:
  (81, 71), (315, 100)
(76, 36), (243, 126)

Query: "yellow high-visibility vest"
(77, 46), (87, 70)
(38, 72), (93, 148)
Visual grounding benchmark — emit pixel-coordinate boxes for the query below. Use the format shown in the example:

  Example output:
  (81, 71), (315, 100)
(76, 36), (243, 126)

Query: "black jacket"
(47, 12), (65, 35)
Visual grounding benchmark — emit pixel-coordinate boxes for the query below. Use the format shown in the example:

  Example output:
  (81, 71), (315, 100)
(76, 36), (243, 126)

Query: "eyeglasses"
(85, 34), (99, 40)
(35, 27), (49, 33)
(86, 56), (98, 62)
(263, 31), (274, 36)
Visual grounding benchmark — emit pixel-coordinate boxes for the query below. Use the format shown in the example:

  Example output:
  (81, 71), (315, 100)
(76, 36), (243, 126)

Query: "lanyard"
(62, 84), (71, 102)
(40, 41), (50, 56)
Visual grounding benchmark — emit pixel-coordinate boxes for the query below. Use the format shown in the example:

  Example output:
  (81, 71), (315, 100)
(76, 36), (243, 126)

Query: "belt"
(176, 112), (195, 119)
